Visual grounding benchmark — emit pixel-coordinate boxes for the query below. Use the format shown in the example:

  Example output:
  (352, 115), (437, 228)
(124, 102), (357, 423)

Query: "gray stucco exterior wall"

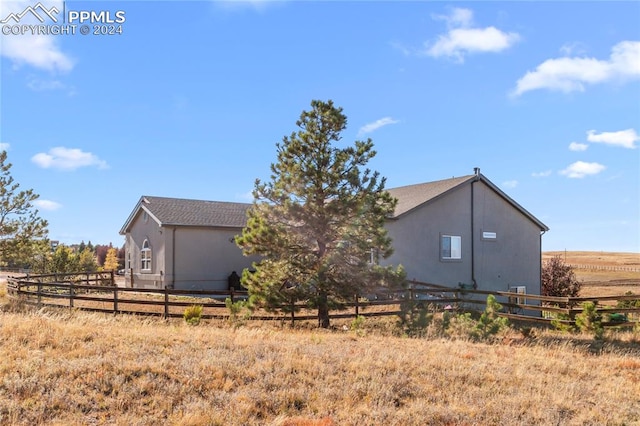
(383, 180), (543, 294)
(124, 210), (257, 290)
(125, 210), (166, 289)
(171, 227), (257, 291)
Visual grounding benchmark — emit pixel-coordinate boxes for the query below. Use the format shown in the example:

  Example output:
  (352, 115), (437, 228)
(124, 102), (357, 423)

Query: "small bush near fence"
(183, 305), (203, 325)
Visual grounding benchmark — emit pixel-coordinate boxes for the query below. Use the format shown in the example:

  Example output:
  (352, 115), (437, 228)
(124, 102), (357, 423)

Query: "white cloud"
(27, 77), (65, 91)
(31, 147), (109, 171)
(502, 180), (518, 189)
(34, 199), (62, 211)
(0, 1), (74, 72)
(358, 117), (399, 137)
(0, 142), (10, 151)
(569, 142), (589, 152)
(559, 161), (606, 178)
(532, 170), (552, 178)
(213, 0), (283, 12)
(425, 8), (520, 62)
(389, 41), (412, 56)
(512, 41), (640, 96)
(560, 42), (588, 57)
(432, 7), (473, 29)
(587, 129), (638, 149)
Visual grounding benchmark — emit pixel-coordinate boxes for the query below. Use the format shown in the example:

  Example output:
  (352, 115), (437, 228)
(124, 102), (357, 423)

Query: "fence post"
(37, 282), (42, 308)
(69, 281), (74, 309)
(110, 270), (115, 286)
(113, 287), (118, 315)
(355, 294), (359, 317)
(290, 298), (295, 327)
(164, 286), (169, 319)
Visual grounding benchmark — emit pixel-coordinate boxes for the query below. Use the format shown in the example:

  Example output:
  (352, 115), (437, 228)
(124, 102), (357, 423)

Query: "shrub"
(397, 299), (434, 338)
(616, 292), (640, 309)
(575, 301), (603, 340)
(475, 295), (510, 339)
(446, 295), (509, 341)
(183, 305), (203, 326)
(350, 315), (365, 331)
(446, 312), (477, 340)
(225, 298), (252, 328)
(542, 255), (582, 297)
(550, 312), (575, 333)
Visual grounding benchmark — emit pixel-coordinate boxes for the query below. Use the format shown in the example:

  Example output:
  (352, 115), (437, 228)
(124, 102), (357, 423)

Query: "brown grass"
(543, 251), (640, 297)
(1, 254), (639, 425)
(0, 307), (639, 425)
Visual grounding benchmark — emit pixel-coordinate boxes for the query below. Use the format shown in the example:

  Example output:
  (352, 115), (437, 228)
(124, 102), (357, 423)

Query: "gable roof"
(119, 196), (251, 234)
(387, 173), (549, 231)
(120, 172), (548, 234)
(387, 175), (474, 217)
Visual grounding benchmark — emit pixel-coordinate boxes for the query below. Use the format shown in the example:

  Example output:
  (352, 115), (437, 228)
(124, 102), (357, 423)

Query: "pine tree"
(236, 100), (405, 328)
(0, 151), (49, 268)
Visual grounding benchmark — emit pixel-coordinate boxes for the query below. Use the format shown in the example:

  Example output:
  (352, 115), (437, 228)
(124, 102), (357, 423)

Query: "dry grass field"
(0, 252), (639, 425)
(542, 251), (640, 297)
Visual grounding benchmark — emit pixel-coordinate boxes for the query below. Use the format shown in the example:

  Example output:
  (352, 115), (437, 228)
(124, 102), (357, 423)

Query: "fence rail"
(6, 274), (640, 327)
(567, 264), (640, 273)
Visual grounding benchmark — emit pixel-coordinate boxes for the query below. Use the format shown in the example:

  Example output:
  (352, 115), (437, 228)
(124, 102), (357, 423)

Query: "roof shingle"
(387, 175), (474, 217)
(121, 173), (547, 233)
(141, 196), (250, 228)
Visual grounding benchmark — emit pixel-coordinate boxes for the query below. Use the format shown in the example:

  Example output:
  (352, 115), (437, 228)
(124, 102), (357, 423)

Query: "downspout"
(471, 167), (480, 289)
(539, 229), (547, 293)
(171, 226), (176, 289)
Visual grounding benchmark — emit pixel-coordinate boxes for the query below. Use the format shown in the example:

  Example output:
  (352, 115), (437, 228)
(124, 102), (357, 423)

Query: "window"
(141, 239), (151, 271)
(508, 286), (527, 313)
(441, 235), (462, 260)
(511, 286), (527, 305)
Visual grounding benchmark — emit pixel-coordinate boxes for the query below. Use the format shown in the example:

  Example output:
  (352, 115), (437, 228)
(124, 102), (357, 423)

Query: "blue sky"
(1, 1), (639, 252)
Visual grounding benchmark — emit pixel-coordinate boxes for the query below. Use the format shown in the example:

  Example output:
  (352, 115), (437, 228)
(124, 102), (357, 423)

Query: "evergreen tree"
(0, 151), (49, 268)
(76, 248), (98, 272)
(47, 245), (98, 273)
(236, 100), (405, 328)
(49, 245), (78, 273)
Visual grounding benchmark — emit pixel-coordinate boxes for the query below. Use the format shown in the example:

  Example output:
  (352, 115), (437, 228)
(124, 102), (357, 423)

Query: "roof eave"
(119, 197), (163, 235)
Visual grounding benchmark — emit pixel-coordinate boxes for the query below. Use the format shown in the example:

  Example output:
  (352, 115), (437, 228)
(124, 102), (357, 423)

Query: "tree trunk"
(318, 289), (330, 328)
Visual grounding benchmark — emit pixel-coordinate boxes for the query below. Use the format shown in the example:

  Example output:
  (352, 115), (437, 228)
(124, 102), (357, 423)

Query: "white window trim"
(441, 234), (462, 261)
(141, 239), (152, 272)
(510, 286), (527, 305)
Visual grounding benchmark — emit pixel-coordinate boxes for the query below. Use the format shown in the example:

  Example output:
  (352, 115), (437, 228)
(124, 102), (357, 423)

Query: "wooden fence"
(6, 274), (640, 327)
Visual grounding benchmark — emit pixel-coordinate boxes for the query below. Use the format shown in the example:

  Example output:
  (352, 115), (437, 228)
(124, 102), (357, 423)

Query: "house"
(383, 168), (549, 296)
(119, 197), (259, 290)
(120, 169), (548, 294)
